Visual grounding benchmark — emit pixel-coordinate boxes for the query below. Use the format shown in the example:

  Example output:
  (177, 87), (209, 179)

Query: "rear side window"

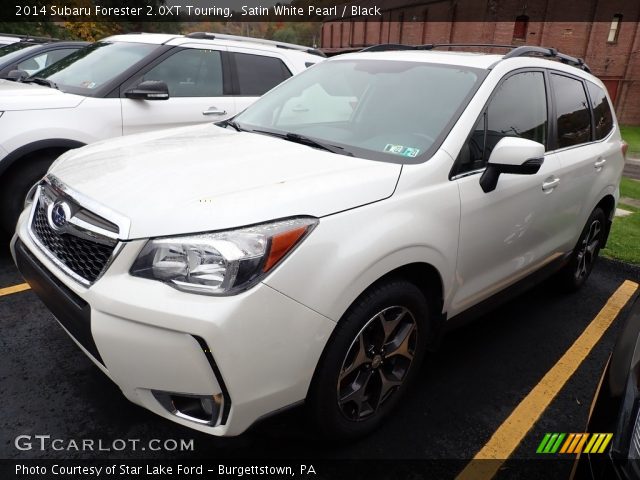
(550, 74), (591, 148)
(456, 71), (547, 174)
(233, 53), (291, 96)
(586, 82), (614, 140)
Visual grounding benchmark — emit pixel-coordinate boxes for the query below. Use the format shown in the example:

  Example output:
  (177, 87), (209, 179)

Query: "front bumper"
(12, 211), (336, 436)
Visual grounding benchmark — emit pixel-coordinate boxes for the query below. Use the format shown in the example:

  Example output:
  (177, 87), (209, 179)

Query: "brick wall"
(321, 0), (640, 124)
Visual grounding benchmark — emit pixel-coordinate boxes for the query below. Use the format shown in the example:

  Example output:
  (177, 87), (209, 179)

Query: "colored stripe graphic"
(536, 433), (613, 454)
(543, 433), (559, 453)
(597, 434), (613, 453)
(567, 433), (584, 453)
(536, 433), (551, 453)
(559, 433), (575, 453)
(550, 433), (565, 453)
(574, 433), (589, 454)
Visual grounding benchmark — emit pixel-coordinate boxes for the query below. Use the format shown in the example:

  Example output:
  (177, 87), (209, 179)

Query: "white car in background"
(0, 35), (21, 46)
(12, 44), (625, 440)
(0, 32), (324, 234)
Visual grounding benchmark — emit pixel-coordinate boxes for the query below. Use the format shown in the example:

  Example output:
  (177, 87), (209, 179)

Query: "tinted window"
(457, 71), (547, 174)
(233, 53), (291, 96)
(587, 82), (614, 140)
(17, 48), (78, 75)
(143, 48), (223, 97)
(551, 74), (591, 148)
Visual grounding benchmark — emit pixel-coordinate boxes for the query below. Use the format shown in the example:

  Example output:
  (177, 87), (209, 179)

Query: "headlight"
(130, 217), (318, 295)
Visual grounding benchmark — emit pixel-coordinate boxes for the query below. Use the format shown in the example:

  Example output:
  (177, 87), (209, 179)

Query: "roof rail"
(184, 32), (326, 57)
(360, 43), (591, 72)
(361, 43), (518, 52)
(502, 45), (591, 72)
(0, 33), (58, 42)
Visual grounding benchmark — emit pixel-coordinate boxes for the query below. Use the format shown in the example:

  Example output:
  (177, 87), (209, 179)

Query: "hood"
(51, 123), (402, 238)
(0, 79), (85, 110)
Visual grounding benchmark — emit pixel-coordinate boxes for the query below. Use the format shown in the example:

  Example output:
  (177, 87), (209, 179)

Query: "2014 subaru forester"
(11, 44), (626, 439)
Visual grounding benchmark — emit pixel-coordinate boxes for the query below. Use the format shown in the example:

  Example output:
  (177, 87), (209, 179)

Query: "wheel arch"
(306, 260), (447, 407)
(0, 139), (86, 178)
(595, 193), (616, 248)
(337, 261), (447, 351)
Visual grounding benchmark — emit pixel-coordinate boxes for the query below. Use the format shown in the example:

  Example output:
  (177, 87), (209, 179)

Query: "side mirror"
(479, 137), (545, 193)
(124, 80), (169, 100)
(6, 69), (29, 82)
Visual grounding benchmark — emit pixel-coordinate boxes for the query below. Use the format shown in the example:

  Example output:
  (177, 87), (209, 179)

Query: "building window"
(513, 15), (529, 41)
(608, 14), (622, 43)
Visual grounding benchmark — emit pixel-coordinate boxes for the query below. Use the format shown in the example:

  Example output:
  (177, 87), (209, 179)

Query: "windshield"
(235, 59), (483, 163)
(35, 41), (158, 95)
(0, 43), (40, 63)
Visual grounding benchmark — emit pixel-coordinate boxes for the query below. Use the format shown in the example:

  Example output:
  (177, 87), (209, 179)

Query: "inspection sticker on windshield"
(384, 144), (420, 158)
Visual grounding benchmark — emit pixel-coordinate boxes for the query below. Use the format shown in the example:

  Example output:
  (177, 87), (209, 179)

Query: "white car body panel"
(0, 79), (86, 110)
(50, 123), (402, 238)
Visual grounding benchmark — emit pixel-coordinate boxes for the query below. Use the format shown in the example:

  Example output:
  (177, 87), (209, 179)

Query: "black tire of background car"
(307, 278), (430, 440)
(0, 155), (53, 236)
(554, 206), (607, 293)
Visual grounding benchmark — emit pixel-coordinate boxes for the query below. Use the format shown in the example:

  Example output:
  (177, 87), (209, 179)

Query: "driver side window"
(456, 71), (548, 175)
(142, 48), (223, 97)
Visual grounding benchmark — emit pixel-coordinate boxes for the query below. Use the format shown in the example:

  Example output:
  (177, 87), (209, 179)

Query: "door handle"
(594, 158), (607, 169)
(202, 108), (227, 116)
(542, 177), (560, 192)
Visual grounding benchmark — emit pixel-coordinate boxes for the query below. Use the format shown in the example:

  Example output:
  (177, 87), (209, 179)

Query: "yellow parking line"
(0, 283), (30, 297)
(456, 279), (639, 480)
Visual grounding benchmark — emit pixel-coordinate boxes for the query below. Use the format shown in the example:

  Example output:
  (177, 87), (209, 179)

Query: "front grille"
(31, 199), (115, 283)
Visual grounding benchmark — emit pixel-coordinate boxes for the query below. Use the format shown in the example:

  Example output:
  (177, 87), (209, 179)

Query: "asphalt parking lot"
(1, 241), (639, 479)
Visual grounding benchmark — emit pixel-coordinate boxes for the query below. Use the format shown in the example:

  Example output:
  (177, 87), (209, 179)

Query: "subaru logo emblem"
(48, 201), (70, 231)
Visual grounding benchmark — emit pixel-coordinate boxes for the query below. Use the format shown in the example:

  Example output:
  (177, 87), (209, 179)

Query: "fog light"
(152, 391), (224, 426)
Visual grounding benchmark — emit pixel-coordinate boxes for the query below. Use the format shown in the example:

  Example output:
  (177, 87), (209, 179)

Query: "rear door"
(543, 73), (619, 252)
(120, 45), (235, 135)
(451, 70), (565, 313)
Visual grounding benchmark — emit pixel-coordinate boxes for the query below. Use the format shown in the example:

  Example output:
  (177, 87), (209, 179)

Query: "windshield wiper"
(23, 77), (58, 89)
(251, 129), (353, 156)
(216, 118), (243, 132)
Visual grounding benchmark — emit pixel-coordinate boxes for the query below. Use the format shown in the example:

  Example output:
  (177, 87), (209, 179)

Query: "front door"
(121, 46), (235, 135)
(451, 70), (565, 315)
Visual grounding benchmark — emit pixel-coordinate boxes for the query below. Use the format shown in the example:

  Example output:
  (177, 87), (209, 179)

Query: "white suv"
(12, 45), (626, 439)
(0, 32), (323, 234)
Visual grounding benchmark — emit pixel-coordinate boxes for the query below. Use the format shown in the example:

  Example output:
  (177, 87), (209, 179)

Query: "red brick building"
(321, 0), (640, 124)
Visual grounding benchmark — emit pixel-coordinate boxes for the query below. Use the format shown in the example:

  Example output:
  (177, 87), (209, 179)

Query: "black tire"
(554, 207), (607, 292)
(307, 279), (430, 440)
(0, 156), (54, 236)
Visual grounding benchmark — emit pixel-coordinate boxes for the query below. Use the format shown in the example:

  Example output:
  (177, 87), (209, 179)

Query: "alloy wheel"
(575, 219), (601, 280)
(337, 305), (418, 421)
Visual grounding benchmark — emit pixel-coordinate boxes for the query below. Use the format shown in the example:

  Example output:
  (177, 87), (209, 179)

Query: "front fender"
(264, 193), (458, 323)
